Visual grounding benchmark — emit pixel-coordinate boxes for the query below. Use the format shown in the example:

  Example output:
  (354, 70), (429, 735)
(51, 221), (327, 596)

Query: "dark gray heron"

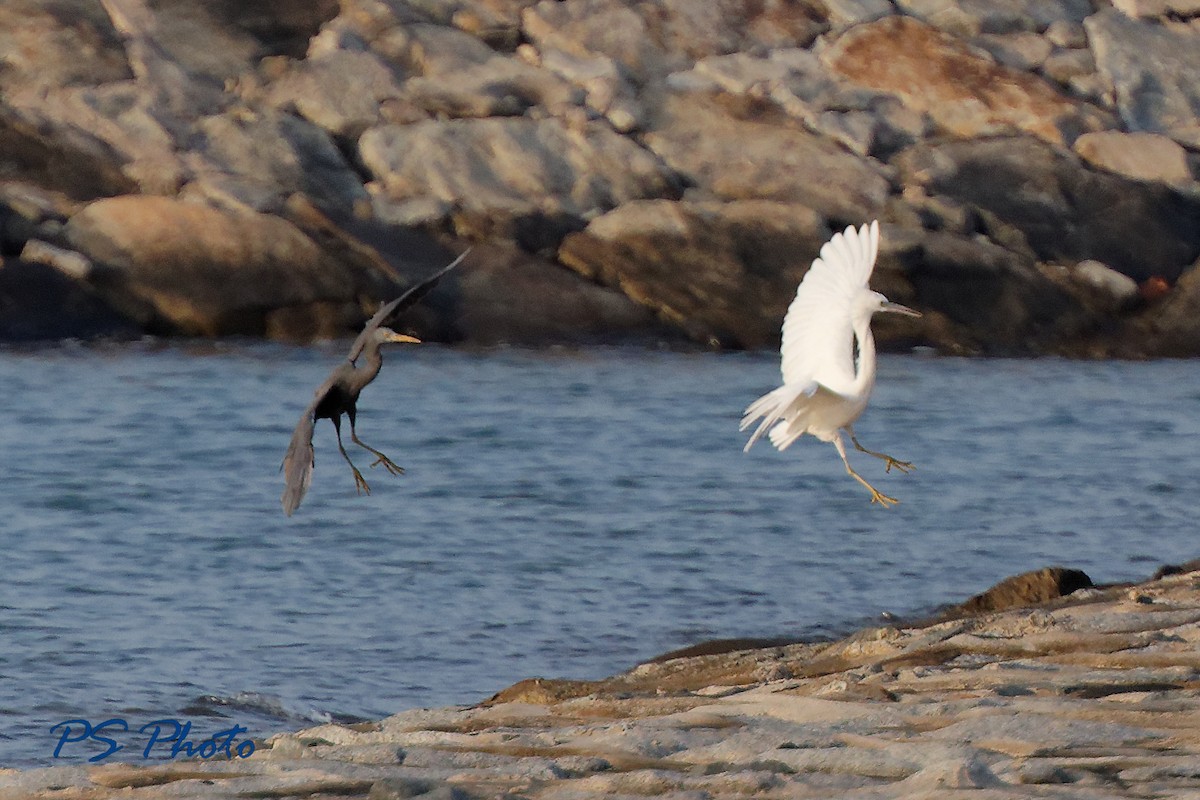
(281, 251), (468, 516)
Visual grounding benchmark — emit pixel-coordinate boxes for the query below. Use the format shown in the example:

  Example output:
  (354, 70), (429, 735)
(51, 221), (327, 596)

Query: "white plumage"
(741, 221), (920, 507)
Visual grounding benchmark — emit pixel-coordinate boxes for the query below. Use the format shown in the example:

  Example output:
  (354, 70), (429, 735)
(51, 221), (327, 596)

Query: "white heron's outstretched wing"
(346, 249), (470, 363)
(779, 221), (879, 392)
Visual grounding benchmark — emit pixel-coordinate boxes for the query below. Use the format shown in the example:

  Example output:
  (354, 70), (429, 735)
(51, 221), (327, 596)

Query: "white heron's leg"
(847, 425), (915, 474)
(833, 433), (899, 508)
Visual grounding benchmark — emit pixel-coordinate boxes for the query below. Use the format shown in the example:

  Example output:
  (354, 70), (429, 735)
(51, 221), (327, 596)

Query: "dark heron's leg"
(348, 408), (405, 476)
(333, 416), (371, 495)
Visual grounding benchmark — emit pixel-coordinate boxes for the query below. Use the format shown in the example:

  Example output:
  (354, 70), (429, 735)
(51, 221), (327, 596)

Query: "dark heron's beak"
(882, 301), (921, 318)
(384, 332), (422, 344)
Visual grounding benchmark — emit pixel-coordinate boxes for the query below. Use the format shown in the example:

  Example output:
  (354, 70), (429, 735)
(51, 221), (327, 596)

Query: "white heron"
(740, 221), (921, 507)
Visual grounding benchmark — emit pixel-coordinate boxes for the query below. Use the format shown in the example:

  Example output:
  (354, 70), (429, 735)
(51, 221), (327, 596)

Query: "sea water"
(2, 342), (1197, 766)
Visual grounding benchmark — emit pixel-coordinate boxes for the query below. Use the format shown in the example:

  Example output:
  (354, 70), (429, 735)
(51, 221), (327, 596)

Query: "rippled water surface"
(2, 343), (1198, 767)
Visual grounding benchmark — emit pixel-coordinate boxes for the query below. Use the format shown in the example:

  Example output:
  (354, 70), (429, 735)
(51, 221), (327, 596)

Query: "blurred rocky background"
(2, 0), (1199, 354)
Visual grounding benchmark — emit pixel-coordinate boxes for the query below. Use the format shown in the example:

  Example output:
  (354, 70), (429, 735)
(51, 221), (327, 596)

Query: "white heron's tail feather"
(741, 382), (816, 452)
(768, 419), (807, 450)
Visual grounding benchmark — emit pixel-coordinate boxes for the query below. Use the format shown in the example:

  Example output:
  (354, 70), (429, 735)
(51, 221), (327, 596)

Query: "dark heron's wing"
(346, 249), (470, 364)
(280, 371), (341, 517)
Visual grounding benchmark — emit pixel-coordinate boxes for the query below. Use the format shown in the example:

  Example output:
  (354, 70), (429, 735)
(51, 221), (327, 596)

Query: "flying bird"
(741, 221), (920, 507)
(281, 250), (468, 516)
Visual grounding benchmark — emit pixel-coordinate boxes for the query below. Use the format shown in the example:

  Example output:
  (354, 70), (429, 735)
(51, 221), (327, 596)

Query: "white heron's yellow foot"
(352, 468), (371, 496)
(883, 457), (915, 474)
(869, 488), (900, 507)
(369, 454), (405, 475)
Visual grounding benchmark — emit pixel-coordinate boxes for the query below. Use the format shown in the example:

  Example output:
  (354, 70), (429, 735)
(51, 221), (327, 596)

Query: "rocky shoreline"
(9, 560), (1200, 798)
(2, 0), (1200, 354)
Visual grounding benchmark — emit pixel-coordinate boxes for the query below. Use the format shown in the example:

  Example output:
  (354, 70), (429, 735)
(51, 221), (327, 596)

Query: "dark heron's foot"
(351, 466), (371, 496)
(369, 454), (405, 476)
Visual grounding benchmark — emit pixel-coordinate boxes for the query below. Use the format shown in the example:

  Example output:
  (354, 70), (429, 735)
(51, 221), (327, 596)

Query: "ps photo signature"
(51, 718), (255, 762)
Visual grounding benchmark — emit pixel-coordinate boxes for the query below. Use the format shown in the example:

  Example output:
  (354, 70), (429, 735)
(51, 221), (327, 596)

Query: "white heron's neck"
(851, 319), (877, 397)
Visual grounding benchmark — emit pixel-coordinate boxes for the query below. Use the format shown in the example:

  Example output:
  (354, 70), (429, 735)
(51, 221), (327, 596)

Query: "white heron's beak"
(384, 332), (422, 344)
(882, 301), (921, 318)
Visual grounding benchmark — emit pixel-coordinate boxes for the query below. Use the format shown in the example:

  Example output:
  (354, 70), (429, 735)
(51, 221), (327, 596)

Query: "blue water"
(2, 343), (1198, 767)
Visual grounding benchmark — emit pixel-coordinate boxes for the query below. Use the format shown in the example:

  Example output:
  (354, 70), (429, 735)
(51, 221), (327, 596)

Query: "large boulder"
(1085, 9), (1200, 148)
(182, 109), (370, 215)
(359, 116), (678, 247)
(453, 241), (683, 345)
(894, 136), (1200, 283)
(522, 0), (829, 87)
(891, 230), (1095, 352)
(643, 92), (891, 221)
(0, 256), (138, 341)
(62, 195), (391, 336)
(821, 15), (1106, 146)
(559, 199), (835, 348)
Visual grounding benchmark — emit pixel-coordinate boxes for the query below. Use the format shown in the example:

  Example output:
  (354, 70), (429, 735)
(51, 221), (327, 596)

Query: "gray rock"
(643, 92), (889, 221)
(183, 109), (370, 216)
(532, 46), (643, 131)
(895, 0), (1092, 35)
(1041, 47), (1096, 85)
(1072, 260), (1141, 308)
(972, 31), (1054, 70)
(359, 116), (676, 243)
(522, 0), (671, 86)
(1073, 130), (1192, 185)
(1112, 0), (1200, 18)
(822, 0), (895, 27)
(1086, 9), (1200, 146)
(1044, 19), (1088, 48)
(894, 136), (1200, 282)
(522, 0), (828, 88)
(265, 49), (407, 138)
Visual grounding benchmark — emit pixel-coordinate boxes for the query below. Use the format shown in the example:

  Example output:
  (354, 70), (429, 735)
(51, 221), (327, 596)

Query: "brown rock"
(821, 16), (1102, 146)
(454, 242), (682, 345)
(63, 196), (380, 336)
(956, 567), (1094, 615)
(559, 199), (832, 347)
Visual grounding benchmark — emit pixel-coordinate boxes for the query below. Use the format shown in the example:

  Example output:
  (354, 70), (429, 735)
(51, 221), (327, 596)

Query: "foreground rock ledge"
(10, 567), (1200, 799)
